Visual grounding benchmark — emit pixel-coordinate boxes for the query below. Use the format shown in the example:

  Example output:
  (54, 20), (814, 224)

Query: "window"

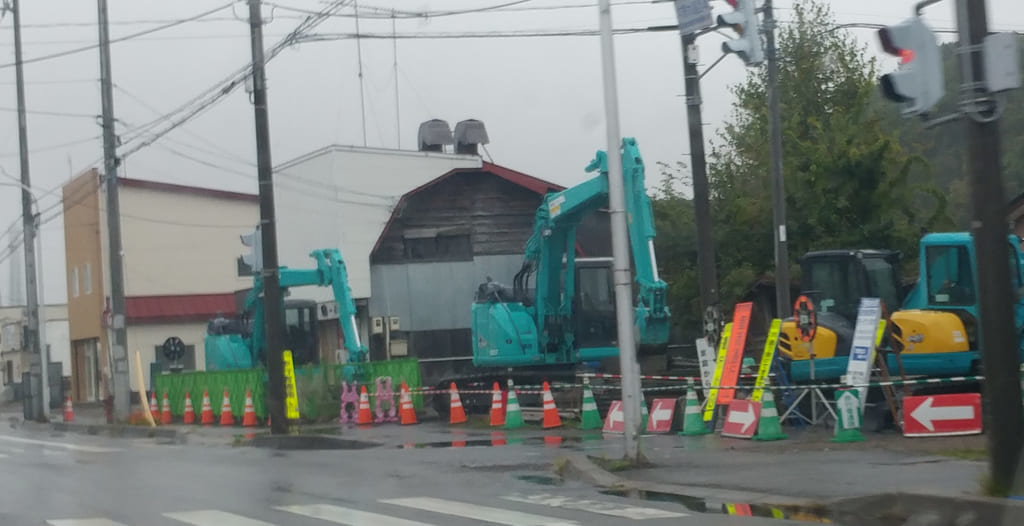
(4, 361), (11, 385)
(925, 245), (976, 306)
(403, 233), (472, 261)
(71, 267), (79, 298)
(83, 263), (92, 294)
(862, 257), (900, 314)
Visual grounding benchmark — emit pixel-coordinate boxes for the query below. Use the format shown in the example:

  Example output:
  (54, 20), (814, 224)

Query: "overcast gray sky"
(0, 0), (1019, 305)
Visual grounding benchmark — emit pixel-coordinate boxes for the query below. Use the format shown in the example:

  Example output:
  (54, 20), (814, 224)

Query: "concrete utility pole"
(35, 210), (48, 416)
(680, 35), (720, 319)
(956, 0), (1023, 494)
(97, 0), (130, 421)
(247, 0), (287, 434)
(764, 0), (790, 319)
(597, 0), (643, 462)
(9, 0), (44, 421)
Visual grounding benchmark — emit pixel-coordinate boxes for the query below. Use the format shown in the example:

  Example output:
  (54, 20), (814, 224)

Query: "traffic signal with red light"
(717, 0), (763, 66)
(877, 16), (944, 116)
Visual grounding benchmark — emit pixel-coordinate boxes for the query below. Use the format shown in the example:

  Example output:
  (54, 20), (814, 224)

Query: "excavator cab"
(573, 257), (617, 349)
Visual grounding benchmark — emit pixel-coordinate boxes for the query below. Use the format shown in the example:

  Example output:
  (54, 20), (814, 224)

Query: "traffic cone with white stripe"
(449, 382), (467, 425)
(680, 385), (711, 436)
(219, 389), (234, 426)
(541, 381), (561, 429)
(242, 389), (258, 427)
(357, 385), (373, 425)
(399, 381), (417, 425)
(640, 396), (649, 431)
(160, 391), (172, 425)
(63, 396), (74, 422)
(489, 382), (505, 427)
(149, 391), (159, 421)
(200, 390), (214, 425)
(753, 390), (787, 441)
(503, 379), (524, 429)
(579, 383), (602, 430)
(183, 392), (195, 424)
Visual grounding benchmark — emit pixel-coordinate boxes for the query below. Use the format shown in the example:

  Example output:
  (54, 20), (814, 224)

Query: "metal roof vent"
(417, 119), (454, 152)
(453, 119), (489, 156)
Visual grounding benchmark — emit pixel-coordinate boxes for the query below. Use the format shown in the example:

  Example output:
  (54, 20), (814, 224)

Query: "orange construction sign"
(717, 302), (752, 405)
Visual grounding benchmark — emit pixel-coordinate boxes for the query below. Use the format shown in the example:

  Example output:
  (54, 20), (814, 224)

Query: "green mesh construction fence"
(152, 368), (266, 419)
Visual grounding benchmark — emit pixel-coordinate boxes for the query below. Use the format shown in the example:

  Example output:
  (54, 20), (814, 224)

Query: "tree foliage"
(652, 0), (950, 340)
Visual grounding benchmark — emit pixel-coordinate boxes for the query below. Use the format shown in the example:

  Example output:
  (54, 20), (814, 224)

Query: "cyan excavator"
(438, 137), (671, 415)
(204, 248), (368, 378)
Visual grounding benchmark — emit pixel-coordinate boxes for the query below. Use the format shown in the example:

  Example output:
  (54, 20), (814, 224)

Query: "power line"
(0, 106), (97, 118)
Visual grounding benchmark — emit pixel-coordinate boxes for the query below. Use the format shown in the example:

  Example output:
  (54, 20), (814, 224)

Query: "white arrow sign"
(910, 397), (976, 432)
(727, 404), (756, 433)
(609, 407), (623, 424)
(651, 406), (672, 426)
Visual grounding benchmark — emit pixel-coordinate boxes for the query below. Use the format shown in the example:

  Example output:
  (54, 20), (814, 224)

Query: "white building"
(0, 304), (70, 403)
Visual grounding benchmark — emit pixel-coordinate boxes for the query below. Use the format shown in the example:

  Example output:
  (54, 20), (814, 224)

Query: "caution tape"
(583, 375), (985, 392)
(578, 372), (771, 382)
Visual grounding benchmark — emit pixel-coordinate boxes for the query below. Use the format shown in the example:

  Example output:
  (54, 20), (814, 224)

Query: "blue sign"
(851, 346), (869, 361)
(674, 0), (713, 36)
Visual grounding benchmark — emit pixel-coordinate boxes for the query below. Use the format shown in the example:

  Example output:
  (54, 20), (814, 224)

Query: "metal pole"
(248, 0), (287, 434)
(680, 35), (719, 317)
(11, 0), (43, 421)
(958, 0), (1023, 494)
(597, 0), (642, 461)
(35, 209), (49, 418)
(764, 0), (791, 319)
(97, 0), (130, 421)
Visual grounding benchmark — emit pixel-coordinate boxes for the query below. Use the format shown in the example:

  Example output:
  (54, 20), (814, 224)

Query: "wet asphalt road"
(0, 422), (815, 526)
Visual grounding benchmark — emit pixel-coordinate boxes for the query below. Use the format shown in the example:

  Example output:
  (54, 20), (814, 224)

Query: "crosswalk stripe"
(276, 504), (437, 526)
(46, 520), (130, 526)
(381, 497), (579, 526)
(163, 510), (276, 526)
(502, 494), (689, 519)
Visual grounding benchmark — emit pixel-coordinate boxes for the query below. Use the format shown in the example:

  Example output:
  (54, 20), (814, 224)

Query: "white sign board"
(695, 337), (716, 397)
(836, 389), (862, 430)
(674, 0), (714, 37)
(844, 297), (882, 410)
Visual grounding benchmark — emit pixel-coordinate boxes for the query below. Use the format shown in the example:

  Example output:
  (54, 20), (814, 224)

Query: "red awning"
(125, 293), (237, 324)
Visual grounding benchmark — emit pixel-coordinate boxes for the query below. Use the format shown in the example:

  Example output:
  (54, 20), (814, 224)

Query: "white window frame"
(83, 263), (92, 295)
(71, 266), (79, 298)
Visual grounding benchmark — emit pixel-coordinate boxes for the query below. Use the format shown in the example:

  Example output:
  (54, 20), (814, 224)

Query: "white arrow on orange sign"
(727, 403), (756, 433)
(910, 397), (975, 432)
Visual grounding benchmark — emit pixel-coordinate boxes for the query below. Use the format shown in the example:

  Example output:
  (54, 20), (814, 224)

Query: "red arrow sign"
(903, 393), (982, 437)
(646, 398), (677, 433)
(603, 401), (624, 434)
(721, 399), (761, 439)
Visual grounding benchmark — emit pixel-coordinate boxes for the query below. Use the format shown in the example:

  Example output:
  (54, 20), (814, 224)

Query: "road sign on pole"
(674, 0), (713, 36)
(695, 337), (716, 397)
(903, 393), (983, 437)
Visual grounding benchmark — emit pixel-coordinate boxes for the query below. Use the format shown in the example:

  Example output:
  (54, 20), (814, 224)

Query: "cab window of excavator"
(806, 259), (861, 321)
(925, 245), (976, 306)
(862, 257), (900, 314)
(284, 306), (318, 365)
(577, 266), (614, 313)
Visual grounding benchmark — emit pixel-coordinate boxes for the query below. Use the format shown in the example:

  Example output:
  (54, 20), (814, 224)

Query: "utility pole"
(247, 0), (287, 434)
(35, 209), (48, 417)
(97, 0), (130, 421)
(597, 0), (643, 462)
(764, 0), (790, 318)
(957, 0), (1023, 494)
(680, 35), (719, 318)
(9, 0), (44, 421)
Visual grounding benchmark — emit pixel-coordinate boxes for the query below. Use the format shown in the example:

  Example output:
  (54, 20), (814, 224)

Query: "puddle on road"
(247, 435), (380, 451)
(601, 489), (839, 524)
(514, 474), (563, 486)
(396, 433), (605, 450)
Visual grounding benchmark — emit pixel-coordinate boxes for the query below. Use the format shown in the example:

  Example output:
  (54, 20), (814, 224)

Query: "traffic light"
(717, 0), (763, 66)
(240, 225), (263, 273)
(877, 16), (944, 116)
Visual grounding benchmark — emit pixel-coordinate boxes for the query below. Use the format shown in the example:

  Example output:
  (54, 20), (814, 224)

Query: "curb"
(13, 419), (182, 441)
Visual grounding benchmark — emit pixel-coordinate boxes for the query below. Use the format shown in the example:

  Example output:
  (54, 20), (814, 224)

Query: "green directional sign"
(833, 388), (865, 443)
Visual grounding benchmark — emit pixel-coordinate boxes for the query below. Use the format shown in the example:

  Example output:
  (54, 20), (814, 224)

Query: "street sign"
(695, 337), (716, 397)
(721, 399), (761, 439)
(703, 322), (733, 422)
(603, 400), (624, 434)
(836, 388), (861, 430)
(283, 350), (300, 420)
(646, 398), (677, 433)
(718, 302), (753, 405)
(752, 319), (781, 402)
(674, 0), (714, 37)
(903, 393), (982, 437)
(845, 297), (883, 409)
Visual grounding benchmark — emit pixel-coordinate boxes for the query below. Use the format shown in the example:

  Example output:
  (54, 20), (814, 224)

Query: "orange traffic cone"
(183, 392), (195, 424)
(242, 389), (257, 427)
(489, 382), (505, 426)
(541, 381), (562, 429)
(219, 389), (234, 426)
(160, 392), (172, 425)
(63, 396), (74, 422)
(356, 386), (373, 425)
(399, 382), (417, 425)
(449, 382), (467, 425)
(200, 390), (214, 425)
(149, 391), (159, 420)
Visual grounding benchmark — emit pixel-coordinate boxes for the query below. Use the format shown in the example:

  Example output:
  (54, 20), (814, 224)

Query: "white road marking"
(47, 520), (130, 526)
(503, 493), (689, 519)
(0, 434), (119, 453)
(164, 510), (277, 526)
(381, 497), (579, 526)
(277, 504), (437, 526)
